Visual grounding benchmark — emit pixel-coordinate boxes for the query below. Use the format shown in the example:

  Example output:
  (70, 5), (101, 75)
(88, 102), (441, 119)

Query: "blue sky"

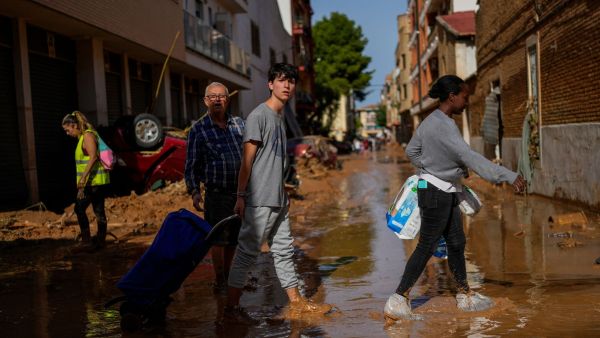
(311, 0), (407, 107)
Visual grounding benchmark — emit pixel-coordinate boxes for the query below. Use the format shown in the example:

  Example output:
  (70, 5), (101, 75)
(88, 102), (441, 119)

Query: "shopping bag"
(386, 175), (421, 239)
(457, 185), (482, 216)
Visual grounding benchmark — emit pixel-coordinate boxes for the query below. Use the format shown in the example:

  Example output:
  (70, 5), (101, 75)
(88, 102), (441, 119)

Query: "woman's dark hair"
(428, 75), (466, 101)
(268, 63), (299, 82)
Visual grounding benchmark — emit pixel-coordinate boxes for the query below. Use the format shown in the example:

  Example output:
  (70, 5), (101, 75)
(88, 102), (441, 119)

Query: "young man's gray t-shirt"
(243, 103), (287, 208)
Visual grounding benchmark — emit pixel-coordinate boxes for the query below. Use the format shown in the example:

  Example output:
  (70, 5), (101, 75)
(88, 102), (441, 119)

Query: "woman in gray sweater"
(384, 75), (526, 321)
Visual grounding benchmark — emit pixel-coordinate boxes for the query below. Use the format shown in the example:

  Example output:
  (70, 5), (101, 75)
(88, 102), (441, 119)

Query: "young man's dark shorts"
(204, 187), (242, 246)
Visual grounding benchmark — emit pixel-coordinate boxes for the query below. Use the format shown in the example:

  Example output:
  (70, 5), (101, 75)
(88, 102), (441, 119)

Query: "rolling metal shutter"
(28, 25), (78, 211)
(105, 50), (123, 125)
(129, 59), (151, 115)
(170, 73), (182, 128)
(0, 17), (28, 210)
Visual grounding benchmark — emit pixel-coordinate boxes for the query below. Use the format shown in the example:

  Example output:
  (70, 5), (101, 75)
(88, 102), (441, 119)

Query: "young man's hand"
(234, 196), (245, 219)
(192, 191), (204, 211)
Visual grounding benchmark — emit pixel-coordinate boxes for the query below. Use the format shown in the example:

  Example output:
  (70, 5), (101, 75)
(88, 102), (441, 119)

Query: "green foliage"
(312, 12), (373, 131)
(376, 105), (387, 127)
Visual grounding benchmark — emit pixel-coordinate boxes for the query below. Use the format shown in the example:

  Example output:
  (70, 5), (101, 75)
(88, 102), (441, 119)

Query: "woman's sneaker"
(456, 291), (495, 312)
(384, 293), (414, 320)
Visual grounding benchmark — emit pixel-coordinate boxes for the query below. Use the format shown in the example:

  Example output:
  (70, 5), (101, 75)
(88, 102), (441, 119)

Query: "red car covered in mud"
(287, 135), (338, 169)
(98, 114), (187, 194)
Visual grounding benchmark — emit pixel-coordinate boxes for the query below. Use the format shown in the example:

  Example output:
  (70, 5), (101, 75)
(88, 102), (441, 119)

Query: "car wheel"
(133, 113), (163, 149)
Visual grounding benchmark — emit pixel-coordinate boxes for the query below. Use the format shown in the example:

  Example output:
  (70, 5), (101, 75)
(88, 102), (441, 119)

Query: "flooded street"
(2, 148), (599, 337)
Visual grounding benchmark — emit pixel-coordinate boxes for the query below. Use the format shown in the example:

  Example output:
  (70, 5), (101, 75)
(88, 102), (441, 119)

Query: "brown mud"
(1, 144), (600, 337)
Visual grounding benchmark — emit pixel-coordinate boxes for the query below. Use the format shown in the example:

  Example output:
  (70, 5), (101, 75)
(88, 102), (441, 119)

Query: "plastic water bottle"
(433, 238), (447, 259)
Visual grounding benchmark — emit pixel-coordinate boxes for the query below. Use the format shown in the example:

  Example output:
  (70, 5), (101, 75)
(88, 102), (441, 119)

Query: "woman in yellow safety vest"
(62, 111), (110, 249)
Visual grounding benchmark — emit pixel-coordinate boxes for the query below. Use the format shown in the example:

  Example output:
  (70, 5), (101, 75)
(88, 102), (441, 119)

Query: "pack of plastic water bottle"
(387, 175), (448, 259)
(386, 175), (421, 239)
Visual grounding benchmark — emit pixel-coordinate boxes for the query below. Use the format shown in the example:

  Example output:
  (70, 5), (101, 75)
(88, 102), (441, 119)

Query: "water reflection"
(1, 152), (599, 337)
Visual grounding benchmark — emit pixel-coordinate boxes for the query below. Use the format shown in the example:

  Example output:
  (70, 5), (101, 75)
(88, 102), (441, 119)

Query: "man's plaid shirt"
(184, 114), (244, 194)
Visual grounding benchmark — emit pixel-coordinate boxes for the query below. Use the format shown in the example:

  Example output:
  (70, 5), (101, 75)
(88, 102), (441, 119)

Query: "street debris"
(549, 211), (588, 229)
(557, 237), (583, 249)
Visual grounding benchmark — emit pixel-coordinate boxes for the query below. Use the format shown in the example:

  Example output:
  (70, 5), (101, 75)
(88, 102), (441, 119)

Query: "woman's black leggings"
(396, 180), (469, 295)
(74, 185), (107, 243)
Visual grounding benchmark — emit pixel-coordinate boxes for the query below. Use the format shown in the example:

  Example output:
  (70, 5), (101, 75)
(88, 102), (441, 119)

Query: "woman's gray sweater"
(406, 109), (518, 185)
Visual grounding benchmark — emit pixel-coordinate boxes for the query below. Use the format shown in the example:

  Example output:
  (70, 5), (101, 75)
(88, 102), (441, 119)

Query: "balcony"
(183, 11), (250, 77)
(220, 0), (247, 14)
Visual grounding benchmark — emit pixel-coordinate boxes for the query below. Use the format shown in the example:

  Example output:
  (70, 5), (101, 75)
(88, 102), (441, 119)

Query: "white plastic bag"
(386, 175), (421, 239)
(457, 185), (483, 216)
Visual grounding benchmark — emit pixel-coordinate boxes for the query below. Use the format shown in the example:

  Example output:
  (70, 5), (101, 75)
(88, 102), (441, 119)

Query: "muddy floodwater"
(1, 149), (599, 337)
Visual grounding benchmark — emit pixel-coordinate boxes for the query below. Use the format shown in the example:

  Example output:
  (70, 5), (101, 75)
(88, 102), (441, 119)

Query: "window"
(251, 20), (261, 57)
(401, 54), (406, 69)
(403, 84), (407, 99)
(195, 0), (204, 21)
(269, 47), (276, 66)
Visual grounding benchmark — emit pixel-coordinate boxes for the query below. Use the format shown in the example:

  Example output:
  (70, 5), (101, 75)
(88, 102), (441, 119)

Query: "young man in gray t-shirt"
(221, 63), (332, 325)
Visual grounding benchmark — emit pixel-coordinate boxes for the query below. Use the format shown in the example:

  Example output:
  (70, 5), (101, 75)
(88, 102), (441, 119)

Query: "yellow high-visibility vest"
(75, 130), (110, 186)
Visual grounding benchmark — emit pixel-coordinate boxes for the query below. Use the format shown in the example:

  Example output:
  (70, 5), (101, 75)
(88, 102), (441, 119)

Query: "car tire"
(133, 113), (163, 149)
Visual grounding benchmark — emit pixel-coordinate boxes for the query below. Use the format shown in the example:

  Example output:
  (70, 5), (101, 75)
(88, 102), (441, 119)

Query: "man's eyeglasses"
(205, 94), (228, 101)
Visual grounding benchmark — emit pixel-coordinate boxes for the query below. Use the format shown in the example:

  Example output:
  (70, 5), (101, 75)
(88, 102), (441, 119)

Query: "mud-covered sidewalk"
(1, 144), (599, 337)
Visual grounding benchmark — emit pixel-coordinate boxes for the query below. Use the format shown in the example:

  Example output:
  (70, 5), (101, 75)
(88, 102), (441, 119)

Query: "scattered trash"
(557, 238), (583, 249)
(550, 211), (588, 229)
(548, 231), (573, 238)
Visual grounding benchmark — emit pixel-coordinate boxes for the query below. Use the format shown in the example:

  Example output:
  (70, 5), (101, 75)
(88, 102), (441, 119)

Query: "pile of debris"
(0, 180), (193, 243)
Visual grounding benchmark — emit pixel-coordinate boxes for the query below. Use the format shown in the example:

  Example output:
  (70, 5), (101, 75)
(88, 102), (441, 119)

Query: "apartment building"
(471, 0), (600, 207)
(406, 0), (477, 133)
(0, 0), (293, 210)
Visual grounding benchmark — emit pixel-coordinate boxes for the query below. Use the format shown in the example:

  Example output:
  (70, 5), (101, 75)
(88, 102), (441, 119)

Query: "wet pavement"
(1, 148), (599, 337)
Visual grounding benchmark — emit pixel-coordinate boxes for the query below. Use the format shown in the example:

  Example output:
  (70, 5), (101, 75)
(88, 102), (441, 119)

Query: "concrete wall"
(327, 94), (349, 141)
(532, 124), (600, 208)
(455, 42), (476, 79)
(237, 0), (292, 117)
(473, 126), (600, 208)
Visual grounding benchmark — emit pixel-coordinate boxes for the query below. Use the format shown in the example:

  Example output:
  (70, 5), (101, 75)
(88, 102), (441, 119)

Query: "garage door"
(170, 73), (182, 128)
(105, 51), (123, 125)
(129, 58), (152, 115)
(28, 25), (78, 211)
(0, 17), (28, 210)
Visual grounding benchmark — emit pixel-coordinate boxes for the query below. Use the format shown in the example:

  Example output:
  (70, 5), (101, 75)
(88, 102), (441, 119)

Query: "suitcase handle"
(204, 214), (239, 242)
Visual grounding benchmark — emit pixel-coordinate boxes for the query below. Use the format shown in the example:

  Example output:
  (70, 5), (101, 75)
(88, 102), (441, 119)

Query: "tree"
(376, 104), (387, 127)
(311, 13), (373, 133)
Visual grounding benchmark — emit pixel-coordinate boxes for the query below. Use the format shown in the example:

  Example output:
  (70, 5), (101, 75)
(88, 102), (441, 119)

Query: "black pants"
(74, 185), (107, 243)
(204, 188), (241, 247)
(396, 180), (469, 295)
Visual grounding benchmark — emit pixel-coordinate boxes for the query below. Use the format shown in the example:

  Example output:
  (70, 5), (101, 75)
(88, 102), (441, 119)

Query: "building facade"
(290, 0), (315, 134)
(393, 13), (413, 144)
(0, 0), (293, 210)
(471, 0), (600, 207)
(406, 0), (477, 132)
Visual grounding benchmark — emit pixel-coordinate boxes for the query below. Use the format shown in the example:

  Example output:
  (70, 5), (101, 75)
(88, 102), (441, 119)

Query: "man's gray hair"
(205, 82), (229, 96)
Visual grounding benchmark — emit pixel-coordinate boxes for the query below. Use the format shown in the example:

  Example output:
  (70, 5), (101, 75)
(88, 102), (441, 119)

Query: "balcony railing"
(183, 11), (250, 77)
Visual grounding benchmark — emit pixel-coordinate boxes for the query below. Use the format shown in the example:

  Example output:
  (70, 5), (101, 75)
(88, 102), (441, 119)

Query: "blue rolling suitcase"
(106, 209), (236, 331)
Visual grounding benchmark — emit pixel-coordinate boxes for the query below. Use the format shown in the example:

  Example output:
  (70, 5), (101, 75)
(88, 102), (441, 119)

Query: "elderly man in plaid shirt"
(184, 82), (244, 293)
